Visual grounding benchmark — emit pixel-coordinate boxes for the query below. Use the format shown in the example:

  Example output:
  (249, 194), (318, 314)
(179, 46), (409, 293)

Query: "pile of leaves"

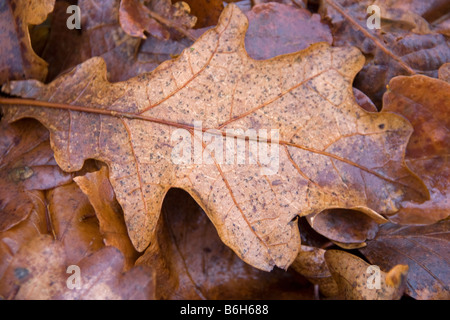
(0, 0), (448, 300)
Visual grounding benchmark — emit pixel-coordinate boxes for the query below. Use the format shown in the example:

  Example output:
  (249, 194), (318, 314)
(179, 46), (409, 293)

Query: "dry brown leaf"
(74, 166), (139, 270)
(47, 182), (105, 265)
(0, 0), (54, 84)
(353, 88), (377, 112)
(290, 245), (338, 297)
(307, 209), (381, 247)
(119, 0), (197, 40)
(0, 119), (72, 232)
(382, 75), (450, 224)
(0, 235), (153, 300)
(244, 2), (332, 60)
(183, 0), (224, 28)
(0, 190), (47, 281)
(137, 188), (314, 300)
(320, 0), (450, 107)
(41, 0), (194, 83)
(325, 249), (408, 300)
(360, 221), (450, 300)
(439, 63), (450, 82)
(119, 0), (170, 40)
(0, 4), (429, 271)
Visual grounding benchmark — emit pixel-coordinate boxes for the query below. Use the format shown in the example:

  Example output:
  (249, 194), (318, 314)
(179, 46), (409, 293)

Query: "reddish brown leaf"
(119, 0), (170, 40)
(360, 221), (450, 300)
(0, 190), (47, 281)
(0, 0), (54, 84)
(438, 62), (450, 82)
(0, 119), (72, 232)
(307, 209), (382, 247)
(382, 75), (449, 224)
(137, 188), (314, 299)
(320, 0), (450, 106)
(290, 245), (338, 297)
(74, 166), (139, 270)
(245, 2), (332, 60)
(0, 4), (428, 271)
(183, 0), (224, 28)
(353, 88), (377, 112)
(0, 235), (153, 300)
(47, 182), (105, 265)
(42, 0), (194, 82)
(325, 249), (408, 300)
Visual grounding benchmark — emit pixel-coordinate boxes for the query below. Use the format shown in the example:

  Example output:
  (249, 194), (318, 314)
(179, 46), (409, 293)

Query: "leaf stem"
(324, 0), (416, 75)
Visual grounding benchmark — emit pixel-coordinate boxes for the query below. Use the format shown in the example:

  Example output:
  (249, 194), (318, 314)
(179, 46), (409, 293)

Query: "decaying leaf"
(383, 75), (450, 224)
(0, 189), (47, 281)
(244, 2), (332, 60)
(290, 245), (338, 297)
(74, 166), (139, 270)
(42, 0), (194, 83)
(119, 0), (170, 40)
(320, 0), (450, 106)
(0, 235), (153, 300)
(306, 209), (382, 247)
(137, 188), (314, 299)
(438, 62), (450, 82)
(325, 249), (408, 300)
(0, 4), (429, 271)
(360, 221), (450, 300)
(183, 0), (224, 28)
(47, 182), (105, 265)
(0, 119), (72, 232)
(0, 0), (55, 84)
(119, 0), (197, 40)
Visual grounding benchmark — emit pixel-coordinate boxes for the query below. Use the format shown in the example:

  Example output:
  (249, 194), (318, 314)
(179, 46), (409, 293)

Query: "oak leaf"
(0, 4), (428, 271)
(137, 188), (315, 299)
(360, 221), (450, 300)
(42, 0), (194, 83)
(325, 249), (409, 300)
(0, 235), (153, 300)
(244, 2), (332, 60)
(74, 167), (140, 270)
(0, 0), (54, 84)
(290, 245), (338, 297)
(382, 75), (450, 224)
(320, 0), (450, 106)
(0, 119), (72, 232)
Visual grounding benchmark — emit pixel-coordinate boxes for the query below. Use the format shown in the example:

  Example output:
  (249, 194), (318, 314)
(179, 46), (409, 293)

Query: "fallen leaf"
(245, 2), (332, 60)
(290, 245), (338, 297)
(375, 0), (450, 22)
(0, 4), (429, 271)
(183, 0), (224, 28)
(0, 189), (47, 280)
(56, 246), (153, 300)
(360, 221), (450, 300)
(46, 182), (105, 265)
(74, 166), (139, 270)
(0, 0), (55, 84)
(41, 0), (194, 82)
(325, 249), (408, 300)
(438, 62), (450, 82)
(0, 235), (153, 300)
(119, 0), (170, 40)
(137, 188), (314, 299)
(320, 0), (450, 107)
(307, 209), (381, 247)
(353, 88), (377, 112)
(382, 75), (450, 224)
(0, 119), (72, 232)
